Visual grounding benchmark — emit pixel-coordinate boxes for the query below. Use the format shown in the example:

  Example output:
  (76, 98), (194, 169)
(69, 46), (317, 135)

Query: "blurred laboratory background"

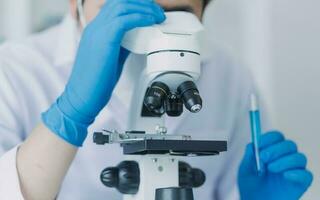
(0, 0), (319, 199)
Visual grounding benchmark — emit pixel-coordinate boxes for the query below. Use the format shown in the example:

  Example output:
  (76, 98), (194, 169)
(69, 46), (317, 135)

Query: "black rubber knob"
(179, 162), (206, 188)
(100, 167), (118, 188)
(93, 132), (109, 145)
(100, 161), (140, 195)
(191, 168), (206, 188)
(117, 161), (140, 194)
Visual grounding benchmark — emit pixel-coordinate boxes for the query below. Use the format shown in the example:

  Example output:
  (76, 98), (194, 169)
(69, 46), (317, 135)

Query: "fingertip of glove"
(283, 170), (314, 186)
(152, 3), (166, 23)
(264, 130), (285, 139)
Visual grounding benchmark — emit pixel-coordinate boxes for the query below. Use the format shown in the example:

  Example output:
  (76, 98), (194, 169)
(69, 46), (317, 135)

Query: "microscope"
(93, 12), (227, 200)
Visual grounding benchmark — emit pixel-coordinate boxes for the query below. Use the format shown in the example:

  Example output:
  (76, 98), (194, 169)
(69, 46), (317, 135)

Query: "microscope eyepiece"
(144, 82), (170, 114)
(177, 81), (202, 113)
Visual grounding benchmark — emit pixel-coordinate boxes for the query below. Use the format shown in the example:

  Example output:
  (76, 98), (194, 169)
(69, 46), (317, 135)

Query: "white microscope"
(93, 12), (227, 200)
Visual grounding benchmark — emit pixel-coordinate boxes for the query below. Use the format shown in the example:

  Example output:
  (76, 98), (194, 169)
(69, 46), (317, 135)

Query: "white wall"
(205, 0), (319, 199)
(0, 0), (67, 41)
(0, 0), (32, 40)
(30, 0), (68, 31)
(270, 0), (320, 199)
(0, 1), (3, 41)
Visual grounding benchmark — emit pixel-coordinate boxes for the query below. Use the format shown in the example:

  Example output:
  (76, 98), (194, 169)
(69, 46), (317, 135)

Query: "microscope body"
(94, 12), (227, 200)
(122, 12), (202, 200)
(122, 11), (203, 133)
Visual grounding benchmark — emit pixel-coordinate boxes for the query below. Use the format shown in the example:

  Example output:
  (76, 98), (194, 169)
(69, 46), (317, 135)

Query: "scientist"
(0, 0), (313, 199)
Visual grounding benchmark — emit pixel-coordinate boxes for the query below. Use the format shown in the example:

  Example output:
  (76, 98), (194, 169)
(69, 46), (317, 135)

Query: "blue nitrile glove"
(42, 0), (166, 146)
(238, 131), (313, 200)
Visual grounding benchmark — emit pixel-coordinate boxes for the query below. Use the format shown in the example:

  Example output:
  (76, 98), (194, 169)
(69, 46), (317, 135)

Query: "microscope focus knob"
(100, 167), (119, 187)
(100, 161), (140, 195)
(179, 161), (206, 188)
(177, 81), (202, 113)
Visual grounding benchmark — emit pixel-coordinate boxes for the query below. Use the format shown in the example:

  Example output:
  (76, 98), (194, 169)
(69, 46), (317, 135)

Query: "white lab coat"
(0, 15), (258, 200)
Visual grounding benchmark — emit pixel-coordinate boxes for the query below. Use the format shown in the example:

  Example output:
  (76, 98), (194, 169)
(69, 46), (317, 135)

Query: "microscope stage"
(121, 139), (227, 156)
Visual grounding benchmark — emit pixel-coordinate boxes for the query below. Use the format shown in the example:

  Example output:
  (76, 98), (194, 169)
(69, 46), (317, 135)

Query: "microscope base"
(155, 187), (194, 200)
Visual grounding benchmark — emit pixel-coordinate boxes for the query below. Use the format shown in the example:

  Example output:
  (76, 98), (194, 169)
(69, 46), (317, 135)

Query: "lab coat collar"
(53, 14), (79, 67)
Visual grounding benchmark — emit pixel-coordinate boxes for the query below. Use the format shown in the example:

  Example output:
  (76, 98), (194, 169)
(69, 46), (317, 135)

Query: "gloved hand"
(42, 0), (166, 146)
(238, 131), (313, 200)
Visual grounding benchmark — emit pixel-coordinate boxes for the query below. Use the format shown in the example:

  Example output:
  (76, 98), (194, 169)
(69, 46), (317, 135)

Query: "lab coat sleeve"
(0, 58), (25, 199)
(0, 146), (24, 200)
(0, 56), (26, 151)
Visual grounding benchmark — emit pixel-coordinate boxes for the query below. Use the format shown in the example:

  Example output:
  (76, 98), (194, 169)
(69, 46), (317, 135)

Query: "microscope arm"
(121, 11), (204, 55)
